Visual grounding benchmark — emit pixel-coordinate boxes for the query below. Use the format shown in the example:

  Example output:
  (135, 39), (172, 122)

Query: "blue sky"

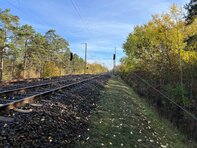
(0, 0), (189, 69)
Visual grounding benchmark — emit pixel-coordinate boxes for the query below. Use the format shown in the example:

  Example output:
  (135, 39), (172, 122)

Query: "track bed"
(0, 74), (110, 147)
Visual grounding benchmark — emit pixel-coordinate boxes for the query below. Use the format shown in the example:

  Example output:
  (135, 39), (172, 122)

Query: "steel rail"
(0, 74), (90, 85)
(0, 74), (84, 88)
(0, 76), (82, 95)
(0, 77), (54, 86)
(0, 75), (73, 85)
(0, 75), (101, 112)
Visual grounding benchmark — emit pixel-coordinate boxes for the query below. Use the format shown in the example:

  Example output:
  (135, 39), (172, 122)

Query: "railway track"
(0, 74), (109, 146)
(0, 74), (85, 85)
(0, 74), (101, 113)
(0, 75), (66, 87)
(0, 74), (91, 91)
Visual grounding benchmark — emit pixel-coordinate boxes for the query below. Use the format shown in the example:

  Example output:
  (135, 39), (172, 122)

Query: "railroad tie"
(13, 108), (33, 113)
(30, 103), (43, 107)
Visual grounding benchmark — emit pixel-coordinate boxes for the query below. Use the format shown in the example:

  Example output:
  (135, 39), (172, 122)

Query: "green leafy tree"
(72, 53), (84, 74)
(0, 8), (19, 80)
(185, 0), (197, 24)
(185, 0), (197, 50)
(29, 33), (47, 77)
(45, 29), (69, 61)
(0, 8), (106, 80)
(122, 4), (197, 107)
(42, 62), (60, 77)
(16, 24), (35, 78)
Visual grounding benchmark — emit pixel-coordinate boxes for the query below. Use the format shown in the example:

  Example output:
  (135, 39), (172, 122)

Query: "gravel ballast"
(0, 75), (110, 147)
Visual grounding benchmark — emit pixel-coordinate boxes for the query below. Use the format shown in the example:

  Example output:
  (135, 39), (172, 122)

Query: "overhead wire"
(4, 0), (114, 68)
(3, 0), (49, 30)
(131, 72), (197, 121)
(70, 1), (196, 118)
(70, 0), (90, 33)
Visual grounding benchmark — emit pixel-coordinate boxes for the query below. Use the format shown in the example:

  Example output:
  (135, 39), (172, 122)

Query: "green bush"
(42, 62), (60, 77)
(164, 84), (190, 107)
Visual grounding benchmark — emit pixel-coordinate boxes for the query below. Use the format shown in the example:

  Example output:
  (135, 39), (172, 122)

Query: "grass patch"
(76, 76), (196, 148)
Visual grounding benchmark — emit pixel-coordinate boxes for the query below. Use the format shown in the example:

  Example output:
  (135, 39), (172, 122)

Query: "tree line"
(119, 1), (197, 141)
(0, 8), (108, 81)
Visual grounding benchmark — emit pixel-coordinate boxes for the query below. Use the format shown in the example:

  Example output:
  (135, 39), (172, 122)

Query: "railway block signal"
(70, 52), (73, 61)
(113, 54), (116, 60)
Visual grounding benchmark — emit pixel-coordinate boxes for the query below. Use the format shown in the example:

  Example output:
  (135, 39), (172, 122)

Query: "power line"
(3, 0), (49, 30)
(123, 35), (197, 121)
(3, 0), (21, 12)
(132, 73), (197, 121)
(70, 0), (90, 33)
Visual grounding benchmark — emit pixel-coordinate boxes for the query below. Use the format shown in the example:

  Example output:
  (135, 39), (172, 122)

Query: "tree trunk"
(23, 40), (28, 79)
(0, 30), (7, 81)
(23, 52), (27, 78)
(188, 52), (193, 100)
(28, 60), (32, 78)
(178, 48), (183, 98)
(11, 59), (15, 80)
(60, 63), (62, 76)
(0, 48), (4, 81)
(39, 64), (42, 78)
(176, 27), (183, 99)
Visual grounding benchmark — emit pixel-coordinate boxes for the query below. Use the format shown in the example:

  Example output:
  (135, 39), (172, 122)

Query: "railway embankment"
(77, 76), (196, 148)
